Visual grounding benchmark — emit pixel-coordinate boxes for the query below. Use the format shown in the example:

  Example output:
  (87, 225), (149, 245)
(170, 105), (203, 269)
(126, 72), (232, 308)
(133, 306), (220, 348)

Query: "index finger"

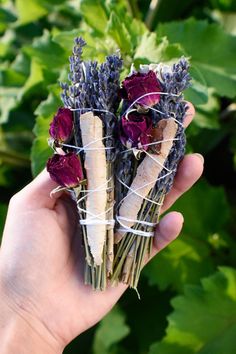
(14, 169), (61, 210)
(184, 101), (195, 128)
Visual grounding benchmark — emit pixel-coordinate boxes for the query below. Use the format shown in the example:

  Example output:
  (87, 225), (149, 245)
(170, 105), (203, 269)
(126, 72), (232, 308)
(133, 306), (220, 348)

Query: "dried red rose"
(46, 153), (83, 188)
(49, 107), (73, 143)
(120, 70), (162, 107)
(120, 112), (152, 150)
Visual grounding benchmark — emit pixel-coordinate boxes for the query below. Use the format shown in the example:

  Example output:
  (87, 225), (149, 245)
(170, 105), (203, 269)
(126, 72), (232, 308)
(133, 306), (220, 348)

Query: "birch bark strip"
(116, 118), (178, 242)
(80, 112), (107, 265)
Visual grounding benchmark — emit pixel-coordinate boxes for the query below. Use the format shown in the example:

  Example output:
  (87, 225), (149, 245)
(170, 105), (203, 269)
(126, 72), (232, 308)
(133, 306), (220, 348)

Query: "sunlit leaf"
(107, 12), (132, 53)
(157, 18), (236, 98)
(80, 0), (108, 34)
(31, 87), (61, 176)
(149, 267), (236, 354)
(93, 306), (130, 354)
(15, 0), (48, 25)
(144, 179), (230, 291)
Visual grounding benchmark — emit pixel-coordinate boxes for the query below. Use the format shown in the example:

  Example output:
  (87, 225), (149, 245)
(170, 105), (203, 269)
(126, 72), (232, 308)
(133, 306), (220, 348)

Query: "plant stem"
(126, 0), (141, 19)
(106, 162), (114, 276)
(145, 0), (162, 30)
(112, 189), (165, 290)
(0, 149), (30, 167)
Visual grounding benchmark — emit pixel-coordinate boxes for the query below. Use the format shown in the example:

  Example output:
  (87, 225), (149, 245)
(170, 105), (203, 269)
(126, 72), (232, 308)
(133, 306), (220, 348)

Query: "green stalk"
(0, 149), (30, 167)
(145, 0), (162, 30)
(112, 189), (166, 290)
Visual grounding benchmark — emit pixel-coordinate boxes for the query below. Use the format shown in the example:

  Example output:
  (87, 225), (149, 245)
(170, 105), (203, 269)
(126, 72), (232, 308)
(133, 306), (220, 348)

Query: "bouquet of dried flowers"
(46, 36), (191, 292)
(47, 38), (122, 290)
(112, 60), (191, 290)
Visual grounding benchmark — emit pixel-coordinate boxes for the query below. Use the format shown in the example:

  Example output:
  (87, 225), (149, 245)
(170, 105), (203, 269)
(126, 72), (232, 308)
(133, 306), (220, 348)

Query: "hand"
(0, 103), (203, 353)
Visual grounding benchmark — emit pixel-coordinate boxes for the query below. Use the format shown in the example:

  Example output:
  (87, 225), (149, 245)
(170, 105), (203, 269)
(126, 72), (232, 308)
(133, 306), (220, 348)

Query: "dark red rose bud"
(49, 107), (73, 142)
(121, 70), (162, 107)
(120, 112), (152, 150)
(46, 153), (83, 188)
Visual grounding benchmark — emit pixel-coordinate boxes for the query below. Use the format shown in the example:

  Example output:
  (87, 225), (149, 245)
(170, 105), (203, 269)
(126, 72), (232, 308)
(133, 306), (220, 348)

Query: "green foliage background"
(0, 0), (236, 353)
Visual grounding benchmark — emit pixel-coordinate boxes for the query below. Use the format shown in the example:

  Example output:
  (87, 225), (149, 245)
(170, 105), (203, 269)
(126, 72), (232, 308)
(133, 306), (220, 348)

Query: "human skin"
(0, 104), (203, 353)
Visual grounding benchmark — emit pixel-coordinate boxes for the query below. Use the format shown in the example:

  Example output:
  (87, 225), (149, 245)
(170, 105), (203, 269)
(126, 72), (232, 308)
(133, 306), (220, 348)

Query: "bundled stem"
(112, 119), (178, 289)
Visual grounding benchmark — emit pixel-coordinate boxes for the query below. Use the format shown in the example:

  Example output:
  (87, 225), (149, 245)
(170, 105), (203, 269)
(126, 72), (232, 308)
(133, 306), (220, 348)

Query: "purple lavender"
(61, 38), (122, 162)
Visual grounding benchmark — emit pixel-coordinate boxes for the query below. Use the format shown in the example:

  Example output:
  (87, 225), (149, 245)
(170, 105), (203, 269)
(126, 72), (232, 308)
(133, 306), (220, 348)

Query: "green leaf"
(52, 29), (81, 54)
(23, 30), (67, 72)
(0, 203), (7, 239)
(184, 66), (208, 105)
(144, 179), (230, 291)
(133, 33), (208, 105)
(31, 87), (61, 176)
(0, 7), (17, 32)
(80, 0), (108, 34)
(93, 306), (130, 354)
(173, 179), (229, 238)
(107, 12), (132, 53)
(149, 267), (236, 354)
(52, 28), (115, 62)
(34, 86), (61, 117)
(194, 89), (220, 129)
(31, 115), (52, 176)
(134, 33), (183, 64)
(18, 59), (44, 100)
(157, 18), (236, 98)
(210, 0), (236, 11)
(15, 0), (48, 25)
(0, 87), (20, 123)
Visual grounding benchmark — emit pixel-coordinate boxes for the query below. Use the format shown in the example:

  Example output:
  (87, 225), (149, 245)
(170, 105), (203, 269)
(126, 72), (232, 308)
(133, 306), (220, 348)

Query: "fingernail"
(194, 153), (204, 164)
(178, 212), (184, 225)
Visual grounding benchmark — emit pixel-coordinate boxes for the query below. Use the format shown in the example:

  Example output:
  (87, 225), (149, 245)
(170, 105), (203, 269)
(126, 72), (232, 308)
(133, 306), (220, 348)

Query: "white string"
(123, 91), (180, 117)
(116, 134), (178, 237)
(66, 107), (117, 120)
(120, 138), (180, 154)
(116, 172), (173, 237)
(60, 135), (114, 153)
(61, 93), (183, 230)
(117, 215), (157, 237)
(77, 177), (115, 226)
(149, 107), (184, 128)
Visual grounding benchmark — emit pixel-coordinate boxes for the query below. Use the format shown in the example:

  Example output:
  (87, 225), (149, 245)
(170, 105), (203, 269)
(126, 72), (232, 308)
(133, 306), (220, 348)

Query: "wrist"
(0, 292), (63, 354)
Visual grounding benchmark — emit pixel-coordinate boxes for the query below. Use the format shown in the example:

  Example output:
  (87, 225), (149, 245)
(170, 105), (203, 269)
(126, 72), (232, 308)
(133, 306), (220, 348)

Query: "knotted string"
(51, 90), (185, 229)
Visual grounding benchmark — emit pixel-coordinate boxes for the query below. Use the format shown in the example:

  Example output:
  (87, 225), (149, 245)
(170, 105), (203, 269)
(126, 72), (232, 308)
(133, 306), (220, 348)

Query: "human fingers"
(161, 153), (204, 213)
(184, 101), (195, 128)
(13, 169), (62, 210)
(151, 211), (184, 256)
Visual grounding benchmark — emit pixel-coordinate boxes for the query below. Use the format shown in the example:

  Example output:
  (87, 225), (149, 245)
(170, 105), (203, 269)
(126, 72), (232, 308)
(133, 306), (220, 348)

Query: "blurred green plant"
(0, 0), (236, 353)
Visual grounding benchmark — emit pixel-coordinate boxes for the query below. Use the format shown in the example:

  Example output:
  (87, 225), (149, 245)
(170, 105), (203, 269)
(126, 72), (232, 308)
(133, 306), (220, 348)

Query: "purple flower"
(120, 112), (152, 150)
(120, 71), (162, 107)
(49, 107), (73, 143)
(46, 153), (83, 188)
